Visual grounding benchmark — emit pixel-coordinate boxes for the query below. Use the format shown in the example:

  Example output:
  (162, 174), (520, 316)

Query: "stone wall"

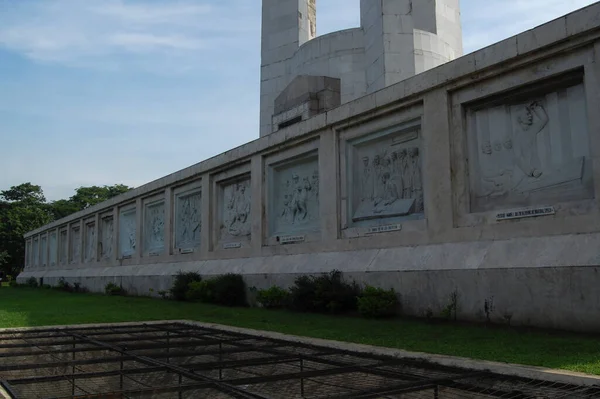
(19, 3), (600, 332)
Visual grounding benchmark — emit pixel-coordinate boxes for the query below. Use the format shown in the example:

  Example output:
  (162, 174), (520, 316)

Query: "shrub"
(170, 271), (202, 301)
(57, 278), (73, 292)
(257, 286), (289, 309)
(157, 290), (170, 300)
(357, 286), (399, 318)
(26, 277), (38, 288)
(288, 270), (361, 314)
(105, 282), (125, 296)
(212, 274), (247, 307)
(186, 280), (216, 303)
(8, 280), (19, 287)
(287, 275), (318, 312)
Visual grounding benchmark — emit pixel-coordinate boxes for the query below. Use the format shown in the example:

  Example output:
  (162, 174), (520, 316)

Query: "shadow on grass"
(0, 287), (599, 375)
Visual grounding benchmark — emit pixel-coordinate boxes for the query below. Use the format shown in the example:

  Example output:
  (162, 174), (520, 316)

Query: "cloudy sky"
(0, 0), (597, 201)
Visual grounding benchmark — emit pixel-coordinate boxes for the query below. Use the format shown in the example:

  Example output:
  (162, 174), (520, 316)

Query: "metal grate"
(0, 322), (598, 398)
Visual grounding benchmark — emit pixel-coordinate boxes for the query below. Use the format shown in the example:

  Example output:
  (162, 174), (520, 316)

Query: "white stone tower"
(260, 0), (463, 137)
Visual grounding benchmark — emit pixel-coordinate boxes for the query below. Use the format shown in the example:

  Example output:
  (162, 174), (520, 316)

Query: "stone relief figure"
(223, 181), (251, 238)
(409, 147), (424, 213)
(33, 239), (39, 266)
(471, 85), (591, 210)
(360, 157), (374, 202)
(177, 193), (201, 248)
(279, 170), (318, 226)
(127, 219), (136, 251)
(146, 205), (165, 251)
(101, 218), (114, 258)
(353, 141), (424, 223)
(86, 224), (96, 262)
(72, 228), (81, 262)
(60, 231), (68, 264)
(513, 101), (549, 178)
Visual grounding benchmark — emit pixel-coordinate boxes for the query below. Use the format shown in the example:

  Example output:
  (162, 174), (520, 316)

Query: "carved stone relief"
(119, 209), (136, 257)
(144, 202), (165, 254)
(40, 236), (47, 267)
(220, 179), (251, 240)
(70, 226), (81, 263)
(59, 230), (67, 265)
(175, 190), (201, 250)
(49, 232), (57, 267)
(469, 82), (593, 212)
(32, 238), (39, 266)
(100, 217), (114, 259)
(347, 126), (423, 228)
(85, 223), (96, 263)
(271, 156), (320, 235)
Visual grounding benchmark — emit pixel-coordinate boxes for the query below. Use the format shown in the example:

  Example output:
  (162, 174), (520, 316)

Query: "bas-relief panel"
(144, 202), (165, 254)
(175, 190), (201, 251)
(70, 226), (81, 263)
(32, 238), (39, 266)
(347, 125), (424, 227)
(40, 236), (47, 267)
(119, 209), (136, 258)
(468, 82), (593, 212)
(100, 217), (114, 259)
(49, 232), (57, 267)
(84, 223), (96, 263)
(270, 156), (320, 236)
(220, 179), (251, 241)
(59, 230), (68, 265)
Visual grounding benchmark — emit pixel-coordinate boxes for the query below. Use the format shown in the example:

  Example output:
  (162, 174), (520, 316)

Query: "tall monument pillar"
(260, 0), (463, 137)
(260, 0), (317, 137)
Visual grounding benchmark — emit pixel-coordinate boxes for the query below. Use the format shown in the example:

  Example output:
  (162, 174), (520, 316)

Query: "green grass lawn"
(1, 286), (599, 375)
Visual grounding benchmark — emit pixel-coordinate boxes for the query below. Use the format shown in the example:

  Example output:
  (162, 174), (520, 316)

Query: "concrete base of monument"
(18, 231), (600, 333)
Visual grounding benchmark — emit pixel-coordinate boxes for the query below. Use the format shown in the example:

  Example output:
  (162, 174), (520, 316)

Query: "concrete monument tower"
(260, 0), (463, 136)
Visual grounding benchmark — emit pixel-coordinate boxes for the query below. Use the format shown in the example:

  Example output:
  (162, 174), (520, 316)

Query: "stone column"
(201, 172), (211, 254)
(250, 155), (264, 252)
(319, 129), (338, 242)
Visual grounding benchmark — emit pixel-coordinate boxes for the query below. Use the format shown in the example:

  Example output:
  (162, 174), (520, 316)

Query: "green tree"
(48, 184), (132, 219)
(0, 183), (52, 277)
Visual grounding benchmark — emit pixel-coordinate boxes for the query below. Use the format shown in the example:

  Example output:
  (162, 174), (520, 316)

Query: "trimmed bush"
(257, 286), (289, 309)
(170, 271), (202, 301)
(26, 277), (38, 288)
(105, 282), (126, 296)
(288, 270), (361, 314)
(186, 280), (216, 303)
(357, 286), (399, 318)
(212, 274), (247, 307)
(287, 275), (318, 312)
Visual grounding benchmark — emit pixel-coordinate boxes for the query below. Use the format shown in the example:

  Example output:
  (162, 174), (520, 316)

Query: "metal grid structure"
(0, 322), (598, 399)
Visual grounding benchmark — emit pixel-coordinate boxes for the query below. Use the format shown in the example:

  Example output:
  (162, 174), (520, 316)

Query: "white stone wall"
(260, 0), (464, 136)
(19, 4), (600, 331)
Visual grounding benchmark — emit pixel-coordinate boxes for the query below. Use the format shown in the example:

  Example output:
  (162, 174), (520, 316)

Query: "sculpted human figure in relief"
(224, 181), (251, 237)
(513, 101), (549, 178)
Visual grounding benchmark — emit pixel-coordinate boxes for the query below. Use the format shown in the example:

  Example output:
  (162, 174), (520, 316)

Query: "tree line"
(0, 183), (132, 278)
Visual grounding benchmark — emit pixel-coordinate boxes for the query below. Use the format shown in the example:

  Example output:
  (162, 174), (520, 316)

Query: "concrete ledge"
(1, 320), (599, 388)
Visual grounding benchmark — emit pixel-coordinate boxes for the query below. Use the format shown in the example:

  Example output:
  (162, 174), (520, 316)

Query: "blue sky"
(0, 0), (597, 201)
